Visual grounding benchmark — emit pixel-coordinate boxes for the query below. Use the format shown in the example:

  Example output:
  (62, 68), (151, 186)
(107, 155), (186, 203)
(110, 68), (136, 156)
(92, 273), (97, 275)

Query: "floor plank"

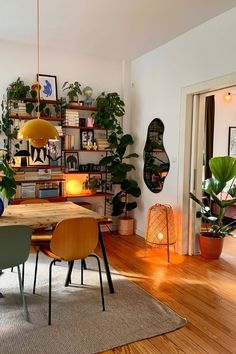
(96, 233), (236, 354)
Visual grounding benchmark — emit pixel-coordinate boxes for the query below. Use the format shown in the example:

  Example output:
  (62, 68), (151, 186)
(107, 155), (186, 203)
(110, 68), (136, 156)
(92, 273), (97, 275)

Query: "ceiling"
(1, 0), (236, 60)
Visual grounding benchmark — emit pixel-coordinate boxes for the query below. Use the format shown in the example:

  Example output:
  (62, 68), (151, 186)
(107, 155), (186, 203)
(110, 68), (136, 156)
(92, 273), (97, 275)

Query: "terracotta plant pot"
(118, 217), (134, 236)
(198, 232), (224, 259)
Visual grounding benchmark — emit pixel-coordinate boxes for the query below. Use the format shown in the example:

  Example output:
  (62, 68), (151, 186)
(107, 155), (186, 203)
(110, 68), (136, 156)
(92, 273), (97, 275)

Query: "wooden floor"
(96, 233), (236, 354)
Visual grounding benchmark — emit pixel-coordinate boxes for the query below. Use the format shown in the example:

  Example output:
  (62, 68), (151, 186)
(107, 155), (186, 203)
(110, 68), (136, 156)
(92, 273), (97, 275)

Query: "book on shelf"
(96, 138), (109, 149)
(55, 126), (63, 136)
(64, 135), (75, 149)
(21, 183), (36, 199)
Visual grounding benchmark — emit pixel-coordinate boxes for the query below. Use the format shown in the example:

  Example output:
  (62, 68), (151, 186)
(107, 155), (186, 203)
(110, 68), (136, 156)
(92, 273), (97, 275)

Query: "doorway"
(178, 72), (236, 255)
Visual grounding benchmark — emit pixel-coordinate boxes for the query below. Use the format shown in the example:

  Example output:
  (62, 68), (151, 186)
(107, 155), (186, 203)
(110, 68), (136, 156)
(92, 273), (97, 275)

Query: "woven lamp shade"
(145, 204), (176, 261)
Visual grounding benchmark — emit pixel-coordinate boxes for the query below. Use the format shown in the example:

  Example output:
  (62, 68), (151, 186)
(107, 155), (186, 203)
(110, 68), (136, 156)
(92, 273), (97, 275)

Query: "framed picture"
(64, 152), (79, 172)
(37, 74), (58, 101)
(28, 144), (49, 166)
(47, 140), (62, 166)
(80, 129), (94, 150)
(228, 127), (236, 157)
(89, 173), (103, 192)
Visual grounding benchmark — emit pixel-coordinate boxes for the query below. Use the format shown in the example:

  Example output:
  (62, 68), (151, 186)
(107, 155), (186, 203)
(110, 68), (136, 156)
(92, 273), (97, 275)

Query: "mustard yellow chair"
(36, 217), (105, 325)
(20, 198), (52, 293)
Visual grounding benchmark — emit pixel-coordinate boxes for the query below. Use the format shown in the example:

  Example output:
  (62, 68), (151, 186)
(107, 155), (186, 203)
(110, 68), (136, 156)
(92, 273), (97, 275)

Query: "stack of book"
(21, 183), (36, 199)
(96, 138), (109, 150)
(63, 109), (79, 126)
(11, 102), (28, 116)
(55, 126), (63, 136)
(64, 135), (75, 149)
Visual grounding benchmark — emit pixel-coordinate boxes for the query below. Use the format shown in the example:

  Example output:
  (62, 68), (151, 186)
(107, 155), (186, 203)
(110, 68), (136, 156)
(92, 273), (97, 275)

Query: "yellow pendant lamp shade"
(18, 119), (59, 148)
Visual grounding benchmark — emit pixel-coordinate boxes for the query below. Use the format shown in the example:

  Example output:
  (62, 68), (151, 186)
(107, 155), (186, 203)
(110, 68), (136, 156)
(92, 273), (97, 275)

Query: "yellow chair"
(20, 198), (53, 293)
(36, 217), (105, 325)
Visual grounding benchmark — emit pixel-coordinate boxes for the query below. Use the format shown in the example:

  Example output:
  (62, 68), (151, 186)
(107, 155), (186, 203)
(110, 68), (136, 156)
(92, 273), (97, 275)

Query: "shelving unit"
(6, 97), (112, 217)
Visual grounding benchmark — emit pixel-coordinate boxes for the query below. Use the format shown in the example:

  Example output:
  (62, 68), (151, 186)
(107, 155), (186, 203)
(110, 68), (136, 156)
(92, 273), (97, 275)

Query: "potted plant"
(100, 133), (141, 235)
(93, 92), (124, 135)
(82, 176), (101, 195)
(0, 150), (16, 215)
(62, 81), (82, 103)
(190, 156), (236, 259)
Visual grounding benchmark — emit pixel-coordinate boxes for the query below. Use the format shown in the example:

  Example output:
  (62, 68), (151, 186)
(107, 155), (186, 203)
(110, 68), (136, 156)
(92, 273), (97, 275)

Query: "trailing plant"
(190, 156), (236, 238)
(0, 150), (16, 199)
(93, 92), (124, 135)
(100, 133), (141, 217)
(62, 81), (82, 102)
(0, 100), (21, 154)
(7, 77), (30, 104)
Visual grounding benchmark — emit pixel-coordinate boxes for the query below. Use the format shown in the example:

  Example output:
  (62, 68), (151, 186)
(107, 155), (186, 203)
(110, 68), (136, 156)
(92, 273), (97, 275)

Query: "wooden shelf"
(63, 125), (105, 130)
(13, 196), (67, 204)
(64, 171), (107, 174)
(16, 178), (65, 184)
(63, 149), (109, 152)
(23, 98), (60, 105)
(68, 104), (98, 111)
(66, 192), (113, 198)
(12, 165), (64, 170)
(10, 114), (63, 122)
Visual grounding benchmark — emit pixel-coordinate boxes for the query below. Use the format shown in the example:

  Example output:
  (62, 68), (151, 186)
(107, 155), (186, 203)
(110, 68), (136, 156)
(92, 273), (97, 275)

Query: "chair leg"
(82, 259), (87, 270)
(81, 260), (84, 285)
(11, 267), (14, 272)
(17, 265), (29, 321)
(49, 259), (61, 326)
(88, 254), (105, 311)
(64, 261), (74, 287)
(22, 263), (25, 289)
(33, 250), (39, 294)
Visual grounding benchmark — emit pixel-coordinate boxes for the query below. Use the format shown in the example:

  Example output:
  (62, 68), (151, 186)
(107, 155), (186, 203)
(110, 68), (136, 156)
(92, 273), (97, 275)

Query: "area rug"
(0, 254), (186, 354)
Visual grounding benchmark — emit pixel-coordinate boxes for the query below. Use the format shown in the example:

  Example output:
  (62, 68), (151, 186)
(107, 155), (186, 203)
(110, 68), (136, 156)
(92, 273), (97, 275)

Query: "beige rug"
(0, 254), (186, 354)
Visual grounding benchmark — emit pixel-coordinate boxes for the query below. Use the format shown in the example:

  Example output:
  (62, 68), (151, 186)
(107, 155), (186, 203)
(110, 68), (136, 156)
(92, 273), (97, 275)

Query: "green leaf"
(203, 178), (225, 196)
(126, 202), (137, 211)
(209, 156), (236, 183)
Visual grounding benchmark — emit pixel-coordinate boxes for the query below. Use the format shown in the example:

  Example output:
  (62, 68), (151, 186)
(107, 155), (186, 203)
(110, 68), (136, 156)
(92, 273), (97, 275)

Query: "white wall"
(214, 92), (236, 156)
(0, 40), (123, 147)
(131, 7), (236, 242)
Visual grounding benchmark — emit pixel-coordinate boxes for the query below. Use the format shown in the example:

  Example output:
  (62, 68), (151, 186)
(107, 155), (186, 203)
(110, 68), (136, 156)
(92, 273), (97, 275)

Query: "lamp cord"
(37, 0), (40, 119)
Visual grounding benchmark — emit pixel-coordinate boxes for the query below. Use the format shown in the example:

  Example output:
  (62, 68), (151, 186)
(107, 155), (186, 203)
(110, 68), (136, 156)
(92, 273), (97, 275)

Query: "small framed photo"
(89, 173), (103, 192)
(228, 127), (236, 157)
(28, 144), (49, 166)
(64, 152), (79, 172)
(38, 74), (58, 101)
(47, 140), (62, 166)
(80, 129), (94, 150)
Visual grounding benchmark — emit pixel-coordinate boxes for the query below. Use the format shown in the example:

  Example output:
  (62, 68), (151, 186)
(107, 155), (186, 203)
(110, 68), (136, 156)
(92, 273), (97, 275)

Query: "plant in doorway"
(190, 156), (236, 259)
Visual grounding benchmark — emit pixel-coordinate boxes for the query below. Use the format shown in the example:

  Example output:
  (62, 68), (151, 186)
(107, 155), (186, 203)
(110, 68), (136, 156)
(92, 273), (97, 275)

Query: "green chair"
(0, 225), (32, 321)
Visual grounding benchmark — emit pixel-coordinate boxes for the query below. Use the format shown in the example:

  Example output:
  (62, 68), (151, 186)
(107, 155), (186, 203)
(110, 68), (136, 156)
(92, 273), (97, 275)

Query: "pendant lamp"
(17, 0), (59, 148)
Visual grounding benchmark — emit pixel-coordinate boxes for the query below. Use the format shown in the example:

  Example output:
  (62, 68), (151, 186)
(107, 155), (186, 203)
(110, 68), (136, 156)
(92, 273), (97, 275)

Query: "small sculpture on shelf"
(83, 86), (94, 106)
(86, 117), (94, 128)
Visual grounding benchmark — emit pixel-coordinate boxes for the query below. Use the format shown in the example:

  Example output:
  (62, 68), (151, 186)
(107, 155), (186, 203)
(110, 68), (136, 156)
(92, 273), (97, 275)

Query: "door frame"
(177, 71), (236, 255)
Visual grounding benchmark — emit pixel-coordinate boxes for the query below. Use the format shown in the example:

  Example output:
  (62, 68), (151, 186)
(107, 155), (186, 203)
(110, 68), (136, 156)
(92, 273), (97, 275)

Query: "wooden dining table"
(0, 201), (114, 293)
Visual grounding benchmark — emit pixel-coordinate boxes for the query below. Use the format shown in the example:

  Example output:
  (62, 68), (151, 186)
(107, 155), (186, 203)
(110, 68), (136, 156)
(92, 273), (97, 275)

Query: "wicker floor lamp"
(145, 204), (176, 262)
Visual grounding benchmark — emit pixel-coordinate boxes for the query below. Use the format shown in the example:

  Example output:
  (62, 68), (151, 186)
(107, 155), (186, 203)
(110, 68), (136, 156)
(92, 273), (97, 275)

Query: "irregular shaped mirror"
(143, 118), (170, 193)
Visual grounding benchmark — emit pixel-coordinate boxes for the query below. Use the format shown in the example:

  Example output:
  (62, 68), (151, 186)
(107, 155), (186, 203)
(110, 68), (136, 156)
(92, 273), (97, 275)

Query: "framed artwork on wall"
(89, 173), (103, 192)
(64, 152), (79, 172)
(28, 144), (49, 166)
(228, 127), (236, 157)
(80, 129), (94, 150)
(37, 74), (58, 101)
(47, 140), (62, 166)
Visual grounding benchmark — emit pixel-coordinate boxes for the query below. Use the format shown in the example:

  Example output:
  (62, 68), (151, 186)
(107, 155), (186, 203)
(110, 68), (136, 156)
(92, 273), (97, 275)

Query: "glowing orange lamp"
(223, 92), (232, 103)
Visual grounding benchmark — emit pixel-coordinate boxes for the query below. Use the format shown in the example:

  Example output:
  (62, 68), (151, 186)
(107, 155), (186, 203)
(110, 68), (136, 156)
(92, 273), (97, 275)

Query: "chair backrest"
(50, 217), (98, 261)
(20, 198), (50, 204)
(0, 225), (32, 270)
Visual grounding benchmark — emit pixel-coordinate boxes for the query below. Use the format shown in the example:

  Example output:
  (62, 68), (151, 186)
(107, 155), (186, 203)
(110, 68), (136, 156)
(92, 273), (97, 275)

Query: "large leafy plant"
(93, 92), (124, 135)
(100, 133), (141, 217)
(190, 156), (236, 238)
(0, 150), (16, 199)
